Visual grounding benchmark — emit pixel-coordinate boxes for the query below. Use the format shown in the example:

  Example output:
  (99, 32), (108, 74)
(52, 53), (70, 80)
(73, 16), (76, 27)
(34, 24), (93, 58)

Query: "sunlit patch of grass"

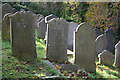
(36, 38), (46, 59)
(91, 61), (120, 79)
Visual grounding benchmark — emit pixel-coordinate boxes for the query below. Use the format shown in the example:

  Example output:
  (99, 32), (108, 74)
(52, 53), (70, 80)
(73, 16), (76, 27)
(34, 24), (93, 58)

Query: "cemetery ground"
(2, 36), (120, 79)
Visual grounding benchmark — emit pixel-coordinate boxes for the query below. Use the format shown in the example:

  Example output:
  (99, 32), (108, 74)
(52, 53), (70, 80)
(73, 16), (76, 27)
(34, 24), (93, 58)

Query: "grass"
(2, 39), (62, 78)
(2, 38), (120, 79)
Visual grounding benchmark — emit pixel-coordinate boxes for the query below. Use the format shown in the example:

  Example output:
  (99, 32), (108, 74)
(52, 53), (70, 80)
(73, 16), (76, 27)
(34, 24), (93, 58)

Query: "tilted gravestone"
(74, 23), (96, 72)
(11, 11), (37, 60)
(95, 34), (107, 55)
(2, 3), (14, 19)
(46, 18), (69, 63)
(37, 19), (47, 39)
(67, 22), (78, 51)
(104, 28), (114, 52)
(45, 14), (58, 23)
(114, 41), (120, 68)
(2, 13), (11, 41)
(93, 28), (102, 38)
(98, 50), (114, 66)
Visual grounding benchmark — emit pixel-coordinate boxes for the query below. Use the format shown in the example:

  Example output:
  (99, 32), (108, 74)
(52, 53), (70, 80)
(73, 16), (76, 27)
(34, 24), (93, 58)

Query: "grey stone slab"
(74, 23), (96, 72)
(2, 3), (14, 19)
(37, 19), (47, 39)
(46, 18), (69, 63)
(95, 34), (107, 55)
(2, 13), (11, 41)
(98, 50), (114, 66)
(37, 14), (44, 22)
(44, 60), (60, 72)
(114, 41), (120, 68)
(45, 14), (58, 23)
(104, 28), (114, 51)
(67, 22), (78, 51)
(10, 11), (37, 60)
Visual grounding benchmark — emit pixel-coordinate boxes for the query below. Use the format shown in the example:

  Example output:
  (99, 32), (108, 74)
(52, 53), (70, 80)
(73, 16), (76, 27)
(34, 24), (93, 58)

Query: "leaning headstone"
(11, 11), (37, 60)
(104, 28), (114, 52)
(67, 22), (78, 51)
(114, 41), (120, 68)
(46, 18), (69, 63)
(98, 50), (114, 66)
(2, 13), (11, 41)
(93, 28), (102, 38)
(37, 19), (47, 39)
(74, 23), (96, 72)
(45, 14), (58, 23)
(2, 3), (14, 19)
(95, 34), (107, 55)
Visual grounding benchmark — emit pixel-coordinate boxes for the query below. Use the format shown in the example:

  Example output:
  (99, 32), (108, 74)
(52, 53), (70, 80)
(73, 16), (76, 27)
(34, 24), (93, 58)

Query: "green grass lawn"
(2, 38), (120, 79)
(2, 39), (62, 78)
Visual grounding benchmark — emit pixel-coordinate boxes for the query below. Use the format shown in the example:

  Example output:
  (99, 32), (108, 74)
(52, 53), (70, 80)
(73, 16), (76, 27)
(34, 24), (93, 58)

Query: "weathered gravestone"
(104, 28), (114, 52)
(37, 19), (47, 39)
(95, 34), (107, 55)
(10, 11), (37, 60)
(114, 41), (120, 68)
(2, 3), (14, 19)
(74, 23), (96, 72)
(67, 22), (78, 51)
(37, 14), (44, 22)
(45, 14), (58, 23)
(46, 18), (69, 63)
(93, 27), (102, 38)
(2, 13), (11, 41)
(98, 50), (114, 66)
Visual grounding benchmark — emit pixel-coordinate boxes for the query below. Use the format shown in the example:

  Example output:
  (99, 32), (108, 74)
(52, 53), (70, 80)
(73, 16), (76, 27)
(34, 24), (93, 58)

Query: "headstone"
(37, 19), (47, 39)
(11, 11), (37, 60)
(74, 23), (96, 72)
(98, 50), (114, 66)
(114, 41), (120, 68)
(104, 28), (114, 51)
(37, 14), (44, 22)
(46, 18), (69, 63)
(45, 14), (58, 23)
(2, 3), (14, 19)
(13, 8), (17, 13)
(67, 22), (78, 51)
(2, 13), (11, 41)
(95, 34), (107, 55)
(93, 28), (102, 38)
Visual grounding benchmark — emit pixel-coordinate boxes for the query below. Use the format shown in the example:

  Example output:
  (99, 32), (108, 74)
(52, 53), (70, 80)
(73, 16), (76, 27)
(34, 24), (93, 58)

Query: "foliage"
(85, 3), (119, 33)
(6, 2), (89, 23)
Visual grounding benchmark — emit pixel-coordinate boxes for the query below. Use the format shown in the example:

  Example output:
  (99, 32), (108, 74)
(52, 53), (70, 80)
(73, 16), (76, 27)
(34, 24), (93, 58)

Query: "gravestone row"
(2, 3), (120, 73)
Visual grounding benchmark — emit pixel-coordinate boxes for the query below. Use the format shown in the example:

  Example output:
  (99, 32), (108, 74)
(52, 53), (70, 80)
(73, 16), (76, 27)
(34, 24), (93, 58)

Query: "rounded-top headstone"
(2, 13), (12, 41)
(74, 22), (96, 72)
(67, 22), (78, 51)
(2, 3), (14, 19)
(98, 50), (114, 66)
(95, 34), (107, 55)
(114, 41), (120, 68)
